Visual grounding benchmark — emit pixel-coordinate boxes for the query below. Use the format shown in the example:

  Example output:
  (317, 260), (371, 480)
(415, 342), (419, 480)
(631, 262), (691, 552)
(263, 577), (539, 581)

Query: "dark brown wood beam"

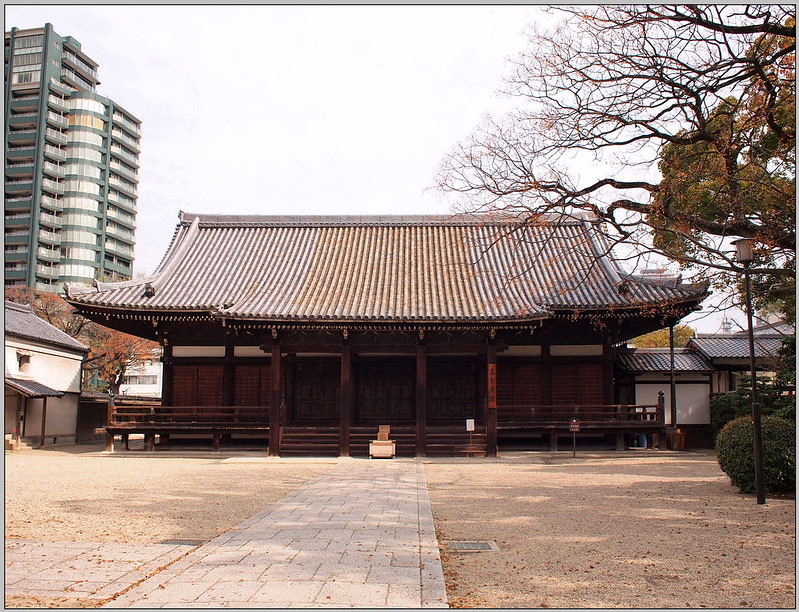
(416, 341), (427, 457)
(486, 341), (498, 457)
(222, 330), (235, 406)
(268, 342), (282, 457)
(339, 341), (352, 457)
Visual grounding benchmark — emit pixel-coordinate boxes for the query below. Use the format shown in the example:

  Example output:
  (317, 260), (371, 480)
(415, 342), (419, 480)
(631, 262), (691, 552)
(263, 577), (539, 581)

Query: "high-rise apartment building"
(5, 23), (141, 292)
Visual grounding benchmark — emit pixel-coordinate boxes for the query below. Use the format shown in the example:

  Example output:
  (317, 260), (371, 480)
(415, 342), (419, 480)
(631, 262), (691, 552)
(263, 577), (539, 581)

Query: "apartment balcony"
(40, 195), (63, 212)
(106, 207), (136, 229)
(7, 129), (37, 145)
(107, 194), (132, 211)
(5, 160), (34, 177)
(43, 144), (66, 161)
(110, 145), (139, 168)
(112, 115), (142, 137)
(109, 161), (138, 181)
(108, 176), (138, 198)
(5, 196), (33, 210)
(44, 128), (67, 144)
(4, 249), (29, 263)
(5, 178), (33, 194)
(46, 111), (68, 127)
(41, 178), (64, 195)
(39, 212), (62, 229)
(5, 269), (27, 281)
(5, 231), (30, 245)
(8, 112), (38, 129)
(38, 229), (61, 245)
(10, 95), (40, 112)
(62, 50), (99, 82)
(105, 240), (134, 257)
(35, 264), (59, 278)
(110, 129), (140, 151)
(6, 145), (36, 161)
(37, 246), (60, 262)
(106, 223), (134, 241)
(47, 94), (68, 111)
(42, 160), (65, 178)
(5, 214), (32, 228)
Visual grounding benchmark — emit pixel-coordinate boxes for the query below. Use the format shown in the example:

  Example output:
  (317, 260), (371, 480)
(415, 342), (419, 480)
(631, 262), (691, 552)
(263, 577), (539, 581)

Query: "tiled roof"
(5, 377), (65, 398)
(4, 301), (88, 353)
(66, 213), (707, 324)
(616, 348), (714, 373)
(688, 335), (787, 360)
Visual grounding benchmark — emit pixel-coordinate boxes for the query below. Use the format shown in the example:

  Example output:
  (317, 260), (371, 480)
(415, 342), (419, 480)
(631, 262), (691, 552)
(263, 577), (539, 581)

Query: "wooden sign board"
(487, 363), (497, 410)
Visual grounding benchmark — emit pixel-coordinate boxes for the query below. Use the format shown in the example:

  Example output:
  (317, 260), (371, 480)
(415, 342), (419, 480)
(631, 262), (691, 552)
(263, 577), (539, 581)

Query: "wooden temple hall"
(66, 212), (708, 457)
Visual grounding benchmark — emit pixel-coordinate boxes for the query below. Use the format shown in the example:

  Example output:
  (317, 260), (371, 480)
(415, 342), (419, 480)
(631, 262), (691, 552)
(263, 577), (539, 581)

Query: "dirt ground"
(424, 450), (796, 609)
(4, 445), (796, 609)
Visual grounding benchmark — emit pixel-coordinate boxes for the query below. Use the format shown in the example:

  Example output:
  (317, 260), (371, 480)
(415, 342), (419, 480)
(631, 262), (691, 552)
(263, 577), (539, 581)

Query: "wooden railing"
(111, 405), (270, 425)
(497, 403), (664, 425)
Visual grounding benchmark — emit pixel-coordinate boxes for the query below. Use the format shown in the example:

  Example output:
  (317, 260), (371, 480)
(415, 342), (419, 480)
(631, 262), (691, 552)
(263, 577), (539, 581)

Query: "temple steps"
(279, 427), (339, 457)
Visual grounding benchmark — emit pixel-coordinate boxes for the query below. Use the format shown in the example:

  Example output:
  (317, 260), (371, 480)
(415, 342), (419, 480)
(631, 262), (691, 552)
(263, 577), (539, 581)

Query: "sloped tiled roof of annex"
(5, 377), (64, 398)
(688, 335), (787, 360)
(65, 212), (708, 324)
(5, 301), (88, 353)
(617, 348), (715, 373)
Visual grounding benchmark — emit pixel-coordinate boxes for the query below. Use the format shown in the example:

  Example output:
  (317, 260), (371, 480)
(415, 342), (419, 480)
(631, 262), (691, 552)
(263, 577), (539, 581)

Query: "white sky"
(6, 4), (736, 333)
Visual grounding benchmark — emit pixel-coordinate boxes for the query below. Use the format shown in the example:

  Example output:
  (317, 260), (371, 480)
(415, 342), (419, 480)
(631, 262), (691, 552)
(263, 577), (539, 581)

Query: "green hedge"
(716, 415), (796, 494)
(710, 378), (795, 437)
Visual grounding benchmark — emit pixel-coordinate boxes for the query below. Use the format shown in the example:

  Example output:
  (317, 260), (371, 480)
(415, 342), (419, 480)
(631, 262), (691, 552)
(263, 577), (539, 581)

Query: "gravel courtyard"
(4, 446), (795, 608)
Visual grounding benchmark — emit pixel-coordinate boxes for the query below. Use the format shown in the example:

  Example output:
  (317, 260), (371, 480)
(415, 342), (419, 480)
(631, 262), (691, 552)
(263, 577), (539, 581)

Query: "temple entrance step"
(279, 427), (339, 457)
(425, 428), (487, 457)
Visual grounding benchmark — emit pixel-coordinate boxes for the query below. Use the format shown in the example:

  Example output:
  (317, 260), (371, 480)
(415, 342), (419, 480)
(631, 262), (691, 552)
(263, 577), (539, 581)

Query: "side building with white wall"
(4, 300), (88, 447)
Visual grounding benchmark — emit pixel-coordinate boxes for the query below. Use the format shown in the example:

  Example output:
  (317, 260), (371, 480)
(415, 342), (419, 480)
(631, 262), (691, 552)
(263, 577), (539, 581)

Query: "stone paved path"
(98, 458), (448, 608)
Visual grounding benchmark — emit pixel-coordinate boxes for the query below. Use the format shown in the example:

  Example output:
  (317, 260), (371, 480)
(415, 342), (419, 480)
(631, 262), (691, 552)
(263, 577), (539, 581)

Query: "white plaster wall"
(5, 339), (84, 393)
(234, 346), (267, 357)
(503, 346), (542, 357)
(173, 346), (225, 357)
(18, 393), (80, 442)
(635, 381), (711, 425)
(550, 345), (603, 356)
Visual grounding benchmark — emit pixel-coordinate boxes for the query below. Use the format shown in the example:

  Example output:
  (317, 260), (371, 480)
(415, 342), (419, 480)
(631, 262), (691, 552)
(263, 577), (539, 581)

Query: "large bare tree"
(437, 5), (795, 319)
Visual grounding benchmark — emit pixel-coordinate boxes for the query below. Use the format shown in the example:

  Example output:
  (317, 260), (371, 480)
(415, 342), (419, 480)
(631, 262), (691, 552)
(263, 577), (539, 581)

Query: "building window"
(17, 353), (31, 373)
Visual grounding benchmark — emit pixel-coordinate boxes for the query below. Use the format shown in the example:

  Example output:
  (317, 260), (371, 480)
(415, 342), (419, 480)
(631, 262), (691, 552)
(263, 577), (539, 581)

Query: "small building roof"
(688, 335), (787, 360)
(66, 213), (707, 326)
(616, 348), (715, 373)
(5, 377), (65, 398)
(4, 301), (88, 353)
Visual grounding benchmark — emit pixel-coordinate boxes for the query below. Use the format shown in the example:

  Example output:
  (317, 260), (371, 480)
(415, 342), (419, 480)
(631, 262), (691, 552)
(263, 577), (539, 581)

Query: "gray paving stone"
(9, 460), (447, 609)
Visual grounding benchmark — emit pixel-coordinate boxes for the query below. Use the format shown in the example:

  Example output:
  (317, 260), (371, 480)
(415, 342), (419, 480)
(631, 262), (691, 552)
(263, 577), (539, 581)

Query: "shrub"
(710, 376), (795, 437)
(716, 415), (796, 494)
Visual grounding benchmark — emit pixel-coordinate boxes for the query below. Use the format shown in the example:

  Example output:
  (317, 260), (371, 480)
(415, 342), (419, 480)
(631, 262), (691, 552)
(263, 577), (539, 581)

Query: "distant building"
(4, 300), (88, 447)
(120, 355), (162, 398)
(5, 23), (141, 293)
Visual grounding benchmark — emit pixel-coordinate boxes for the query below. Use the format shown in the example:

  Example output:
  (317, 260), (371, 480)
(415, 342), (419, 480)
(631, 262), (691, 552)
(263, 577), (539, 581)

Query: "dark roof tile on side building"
(5, 301), (88, 353)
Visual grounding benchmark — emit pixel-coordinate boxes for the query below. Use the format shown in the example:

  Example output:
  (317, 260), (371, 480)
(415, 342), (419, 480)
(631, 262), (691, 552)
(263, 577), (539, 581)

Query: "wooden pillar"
(39, 397), (48, 448)
(602, 341), (615, 405)
(161, 340), (174, 407)
(416, 340), (427, 457)
(268, 341), (282, 457)
(339, 340), (352, 457)
(13, 396), (23, 446)
(222, 330), (235, 406)
(541, 339), (552, 406)
(105, 392), (116, 451)
(486, 341), (498, 457)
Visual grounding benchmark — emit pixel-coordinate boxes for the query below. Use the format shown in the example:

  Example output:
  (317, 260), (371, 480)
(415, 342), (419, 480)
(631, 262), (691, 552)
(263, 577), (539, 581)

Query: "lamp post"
(732, 238), (766, 504)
